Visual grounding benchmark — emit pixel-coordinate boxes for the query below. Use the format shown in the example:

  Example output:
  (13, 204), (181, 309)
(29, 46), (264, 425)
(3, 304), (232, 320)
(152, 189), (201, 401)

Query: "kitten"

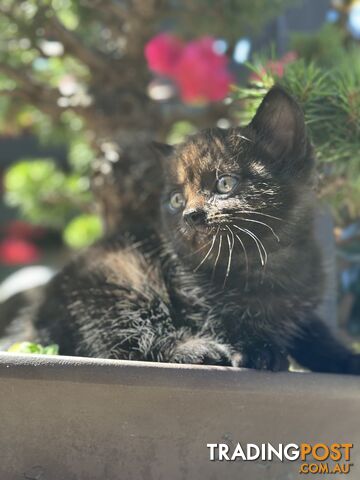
(29, 86), (359, 373)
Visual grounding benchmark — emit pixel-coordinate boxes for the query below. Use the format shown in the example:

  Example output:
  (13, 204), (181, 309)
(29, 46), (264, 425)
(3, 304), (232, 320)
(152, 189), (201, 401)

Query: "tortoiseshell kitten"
(28, 87), (359, 373)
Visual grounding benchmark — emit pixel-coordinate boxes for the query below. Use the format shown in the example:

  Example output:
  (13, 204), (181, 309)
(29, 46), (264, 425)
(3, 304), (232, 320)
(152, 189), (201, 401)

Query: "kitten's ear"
(151, 142), (174, 159)
(249, 86), (309, 160)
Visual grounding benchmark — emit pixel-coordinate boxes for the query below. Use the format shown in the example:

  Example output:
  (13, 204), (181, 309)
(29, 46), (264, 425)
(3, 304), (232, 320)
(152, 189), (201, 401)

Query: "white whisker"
(223, 227), (234, 287)
(233, 224), (267, 267)
(234, 233), (249, 275)
(185, 237), (214, 258)
(237, 134), (254, 143)
(212, 229), (222, 278)
(246, 228), (268, 265)
(244, 227), (268, 265)
(231, 216), (280, 242)
(239, 210), (285, 222)
(193, 235), (217, 272)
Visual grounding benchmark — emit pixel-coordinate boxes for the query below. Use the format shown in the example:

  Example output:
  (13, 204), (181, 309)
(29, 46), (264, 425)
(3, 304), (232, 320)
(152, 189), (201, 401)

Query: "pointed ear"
(151, 141), (174, 158)
(249, 86), (309, 161)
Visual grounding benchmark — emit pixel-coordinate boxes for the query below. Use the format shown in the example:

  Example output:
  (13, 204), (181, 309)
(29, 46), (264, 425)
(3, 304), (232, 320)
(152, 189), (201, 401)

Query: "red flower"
(0, 238), (40, 265)
(250, 51), (298, 82)
(5, 221), (46, 240)
(145, 33), (184, 76)
(174, 37), (233, 102)
(145, 34), (233, 103)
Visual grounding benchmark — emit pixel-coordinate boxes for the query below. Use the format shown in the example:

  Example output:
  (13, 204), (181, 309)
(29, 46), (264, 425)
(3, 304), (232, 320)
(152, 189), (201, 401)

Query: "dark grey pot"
(0, 353), (359, 480)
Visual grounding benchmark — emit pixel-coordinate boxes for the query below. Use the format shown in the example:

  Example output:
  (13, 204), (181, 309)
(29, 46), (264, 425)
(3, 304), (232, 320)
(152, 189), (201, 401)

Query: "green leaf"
(166, 121), (197, 144)
(4, 159), (95, 230)
(7, 342), (59, 355)
(42, 344), (60, 355)
(63, 214), (103, 249)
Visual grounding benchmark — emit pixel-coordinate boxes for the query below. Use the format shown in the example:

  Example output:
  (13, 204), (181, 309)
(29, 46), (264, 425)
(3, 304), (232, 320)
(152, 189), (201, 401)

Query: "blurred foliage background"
(0, 0), (292, 249)
(0, 0), (359, 335)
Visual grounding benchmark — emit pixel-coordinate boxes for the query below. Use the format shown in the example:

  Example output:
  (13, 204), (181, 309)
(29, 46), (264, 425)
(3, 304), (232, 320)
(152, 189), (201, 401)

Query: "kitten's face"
(160, 87), (313, 276)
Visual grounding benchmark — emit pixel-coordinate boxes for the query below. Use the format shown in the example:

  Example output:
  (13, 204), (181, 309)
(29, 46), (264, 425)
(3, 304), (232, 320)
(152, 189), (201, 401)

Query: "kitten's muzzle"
(183, 208), (207, 228)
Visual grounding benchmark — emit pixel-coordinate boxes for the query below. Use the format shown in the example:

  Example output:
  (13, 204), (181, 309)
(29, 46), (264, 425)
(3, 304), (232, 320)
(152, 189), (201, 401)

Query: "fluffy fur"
(24, 87), (360, 373)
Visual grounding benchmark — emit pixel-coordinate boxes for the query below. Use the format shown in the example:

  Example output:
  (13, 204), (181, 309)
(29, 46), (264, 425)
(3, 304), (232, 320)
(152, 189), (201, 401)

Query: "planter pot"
(0, 353), (359, 480)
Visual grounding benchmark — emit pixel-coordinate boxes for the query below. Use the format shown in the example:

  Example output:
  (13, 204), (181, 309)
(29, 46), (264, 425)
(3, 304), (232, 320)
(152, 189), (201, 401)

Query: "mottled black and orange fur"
(21, 87), (360, 373)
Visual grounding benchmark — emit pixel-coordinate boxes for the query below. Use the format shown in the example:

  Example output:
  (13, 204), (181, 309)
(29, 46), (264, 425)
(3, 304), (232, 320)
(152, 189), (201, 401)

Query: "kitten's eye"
(216, 175), (238, 194)
(169, 192), (185, 211)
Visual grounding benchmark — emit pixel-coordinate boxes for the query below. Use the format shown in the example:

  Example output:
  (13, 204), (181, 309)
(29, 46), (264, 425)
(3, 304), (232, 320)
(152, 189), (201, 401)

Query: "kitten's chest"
(170, 269), (308, 338)
(168, 271), (247, 327)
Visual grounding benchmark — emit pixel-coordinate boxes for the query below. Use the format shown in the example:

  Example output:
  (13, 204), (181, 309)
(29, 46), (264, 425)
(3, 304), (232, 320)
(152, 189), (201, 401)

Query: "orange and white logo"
(207, 442), (354, 474)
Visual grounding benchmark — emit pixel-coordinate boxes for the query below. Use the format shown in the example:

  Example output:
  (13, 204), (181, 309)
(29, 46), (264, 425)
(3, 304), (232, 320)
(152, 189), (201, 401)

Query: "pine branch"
(232, 58), (360, 220)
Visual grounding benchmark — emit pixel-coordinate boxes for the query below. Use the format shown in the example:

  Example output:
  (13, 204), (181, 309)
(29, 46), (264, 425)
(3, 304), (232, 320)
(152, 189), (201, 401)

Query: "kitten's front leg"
(230, 343), (290, 371)
(168, 334), (233, 366)
(288, 313), (360, 375)
(199, 310), (289, 371)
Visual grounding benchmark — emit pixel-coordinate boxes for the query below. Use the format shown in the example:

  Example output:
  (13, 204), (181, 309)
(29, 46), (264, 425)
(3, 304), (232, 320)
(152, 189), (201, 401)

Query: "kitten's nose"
(183, 208), (206, 227)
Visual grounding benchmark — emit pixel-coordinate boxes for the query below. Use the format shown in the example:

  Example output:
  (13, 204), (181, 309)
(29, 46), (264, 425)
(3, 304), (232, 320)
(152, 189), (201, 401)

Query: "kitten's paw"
(234, 346), (289, 372)
(170, 337), (232, 366)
